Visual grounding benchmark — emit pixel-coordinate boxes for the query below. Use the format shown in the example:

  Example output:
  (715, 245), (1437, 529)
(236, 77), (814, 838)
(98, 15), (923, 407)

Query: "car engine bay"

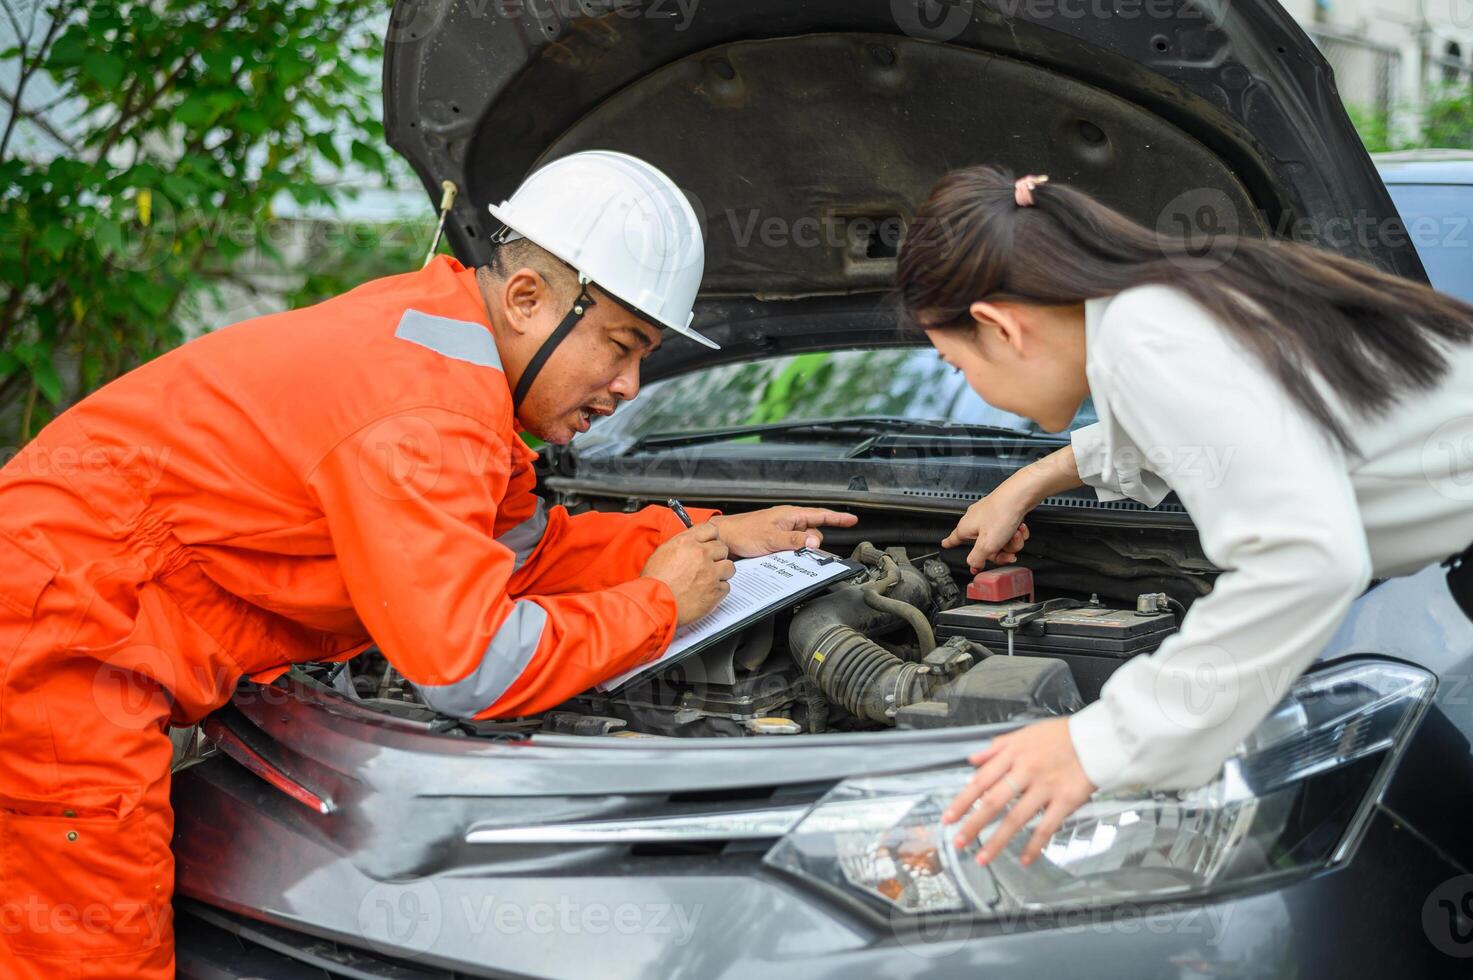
(315, 503), (1215, 740)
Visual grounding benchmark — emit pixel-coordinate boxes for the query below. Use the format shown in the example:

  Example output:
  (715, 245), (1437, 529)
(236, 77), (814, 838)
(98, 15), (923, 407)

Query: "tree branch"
(0, 83), (79, 152)
(0, 10), (65, 160)
(17, 379), (36, 443)
(0, 0), (32, 46)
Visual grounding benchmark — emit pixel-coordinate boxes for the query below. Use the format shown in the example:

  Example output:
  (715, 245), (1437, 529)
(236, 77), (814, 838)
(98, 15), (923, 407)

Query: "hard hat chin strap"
(511, 279), (598, 412)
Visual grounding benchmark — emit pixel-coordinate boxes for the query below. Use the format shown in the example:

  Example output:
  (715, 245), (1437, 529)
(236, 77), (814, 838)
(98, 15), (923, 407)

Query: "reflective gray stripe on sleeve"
(394, 309), (502, 370)
(499, 496), (549, 571)
(415, 601), (549, 718)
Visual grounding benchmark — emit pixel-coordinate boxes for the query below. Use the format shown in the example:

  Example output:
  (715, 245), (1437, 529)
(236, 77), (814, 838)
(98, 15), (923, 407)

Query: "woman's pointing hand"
(942, 490), (1030, 573)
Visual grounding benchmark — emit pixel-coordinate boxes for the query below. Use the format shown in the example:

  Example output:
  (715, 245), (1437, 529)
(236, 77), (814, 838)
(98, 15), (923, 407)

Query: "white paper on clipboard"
(596, 549), (859, 692)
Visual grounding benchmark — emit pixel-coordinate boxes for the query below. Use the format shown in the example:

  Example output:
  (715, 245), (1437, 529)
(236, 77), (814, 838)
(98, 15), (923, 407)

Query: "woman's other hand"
(941, 718), (1096, 867)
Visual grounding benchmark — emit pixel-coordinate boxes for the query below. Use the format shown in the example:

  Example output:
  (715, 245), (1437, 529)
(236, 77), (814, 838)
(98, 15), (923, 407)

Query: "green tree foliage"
(1350, 84), (1473, 152)
(1346, 103), (1395, 153)
(1420, 87), (1473, 148)
(0, 0), (424, 447)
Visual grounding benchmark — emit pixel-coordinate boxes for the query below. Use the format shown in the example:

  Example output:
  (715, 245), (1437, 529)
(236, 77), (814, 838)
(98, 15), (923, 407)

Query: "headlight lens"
(763, 660), (1432, 917)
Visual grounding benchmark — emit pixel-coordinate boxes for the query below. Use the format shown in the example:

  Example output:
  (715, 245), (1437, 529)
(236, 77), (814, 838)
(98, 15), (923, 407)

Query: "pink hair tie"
(1014, 174), (1049, 207)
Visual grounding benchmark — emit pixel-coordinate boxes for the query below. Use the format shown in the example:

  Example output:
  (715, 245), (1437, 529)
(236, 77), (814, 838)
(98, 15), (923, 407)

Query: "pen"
(667, 498), (694, 529)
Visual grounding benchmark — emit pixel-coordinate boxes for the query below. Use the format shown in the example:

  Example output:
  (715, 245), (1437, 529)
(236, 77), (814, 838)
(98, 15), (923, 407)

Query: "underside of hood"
(383, 0), (1422, 369)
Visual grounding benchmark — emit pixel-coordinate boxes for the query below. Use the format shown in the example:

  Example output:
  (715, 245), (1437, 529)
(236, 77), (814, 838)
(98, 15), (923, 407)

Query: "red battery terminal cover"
(967, 566), (1035, 603)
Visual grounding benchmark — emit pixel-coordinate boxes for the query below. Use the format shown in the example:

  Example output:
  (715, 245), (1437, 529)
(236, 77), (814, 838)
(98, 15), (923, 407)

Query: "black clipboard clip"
(795, 546), (838, 565)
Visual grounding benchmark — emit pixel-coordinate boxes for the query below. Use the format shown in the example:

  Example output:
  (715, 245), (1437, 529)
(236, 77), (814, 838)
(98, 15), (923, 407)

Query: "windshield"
(574, 347), (1096, 454)
(1384, 182), (1473, 303)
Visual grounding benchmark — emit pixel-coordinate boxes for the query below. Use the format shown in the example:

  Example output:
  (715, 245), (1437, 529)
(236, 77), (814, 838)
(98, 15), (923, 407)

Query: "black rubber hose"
(800, 678), (829, 734)
(849, 544), (938, 653)
(797, 626), (931, 723)
(789, 550), (937, 724)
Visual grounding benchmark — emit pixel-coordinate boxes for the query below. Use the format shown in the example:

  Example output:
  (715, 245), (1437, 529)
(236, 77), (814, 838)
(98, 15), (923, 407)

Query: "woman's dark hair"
(896, 165), (1473, 451)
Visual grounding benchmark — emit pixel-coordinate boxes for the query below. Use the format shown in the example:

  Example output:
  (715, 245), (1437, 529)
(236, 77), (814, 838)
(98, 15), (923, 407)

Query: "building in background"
(1281, 0), (1473, 136)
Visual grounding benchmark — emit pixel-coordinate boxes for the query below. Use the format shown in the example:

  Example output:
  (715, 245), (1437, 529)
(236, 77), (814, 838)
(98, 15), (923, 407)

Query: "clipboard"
(596, 547), (867, 694)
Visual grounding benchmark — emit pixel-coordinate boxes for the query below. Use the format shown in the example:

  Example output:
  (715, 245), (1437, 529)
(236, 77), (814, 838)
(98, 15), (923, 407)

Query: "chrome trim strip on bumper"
(465, 805), (807, 844)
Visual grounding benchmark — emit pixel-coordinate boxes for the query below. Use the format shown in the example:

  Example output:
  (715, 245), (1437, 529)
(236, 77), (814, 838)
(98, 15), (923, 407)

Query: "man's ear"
(968, 300), (1027, 358)
(501, 267), (549, 337)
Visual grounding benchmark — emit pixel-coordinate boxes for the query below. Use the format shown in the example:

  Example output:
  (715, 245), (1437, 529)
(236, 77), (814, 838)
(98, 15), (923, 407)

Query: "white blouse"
(1065, 283), (1473, 793)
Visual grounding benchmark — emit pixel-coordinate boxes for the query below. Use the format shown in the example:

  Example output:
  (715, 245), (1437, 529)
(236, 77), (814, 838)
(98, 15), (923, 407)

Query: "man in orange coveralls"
(0, 150), (856, 977)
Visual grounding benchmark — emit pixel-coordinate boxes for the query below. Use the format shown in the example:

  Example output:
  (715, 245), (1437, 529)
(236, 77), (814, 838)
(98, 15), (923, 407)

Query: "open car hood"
(383, 0), (1422, 381)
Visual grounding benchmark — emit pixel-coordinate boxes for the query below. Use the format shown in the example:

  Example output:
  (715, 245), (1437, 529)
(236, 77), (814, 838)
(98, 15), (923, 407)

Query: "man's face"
(491, 267), (663, 445)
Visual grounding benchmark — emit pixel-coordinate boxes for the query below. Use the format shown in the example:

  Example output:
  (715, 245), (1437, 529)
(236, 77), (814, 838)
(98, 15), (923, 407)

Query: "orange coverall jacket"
(0, 255), (710, 977)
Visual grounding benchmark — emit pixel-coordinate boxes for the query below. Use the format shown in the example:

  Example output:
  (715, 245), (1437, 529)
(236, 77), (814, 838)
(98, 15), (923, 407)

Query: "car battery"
(935, 597), (1177, 701)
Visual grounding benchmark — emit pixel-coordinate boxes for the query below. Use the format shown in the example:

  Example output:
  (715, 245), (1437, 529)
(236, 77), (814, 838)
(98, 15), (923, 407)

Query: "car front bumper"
(175, 805), (1466, 980)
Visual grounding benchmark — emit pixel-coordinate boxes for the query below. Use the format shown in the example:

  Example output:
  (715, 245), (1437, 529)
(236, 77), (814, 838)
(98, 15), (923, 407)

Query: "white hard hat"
(488, 150), (718, 349)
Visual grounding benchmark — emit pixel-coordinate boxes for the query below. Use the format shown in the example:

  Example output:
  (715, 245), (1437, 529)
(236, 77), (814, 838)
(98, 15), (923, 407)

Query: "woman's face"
(924, 301), (1090, 433)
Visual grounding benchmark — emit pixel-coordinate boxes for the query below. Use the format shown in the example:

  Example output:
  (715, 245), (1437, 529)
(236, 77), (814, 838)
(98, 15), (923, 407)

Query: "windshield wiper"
(628, 416), (1066, 453)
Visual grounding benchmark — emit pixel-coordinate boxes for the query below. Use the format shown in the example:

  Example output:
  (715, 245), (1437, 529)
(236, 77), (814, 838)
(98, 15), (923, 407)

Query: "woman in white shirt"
(895, 167), (1473, 872)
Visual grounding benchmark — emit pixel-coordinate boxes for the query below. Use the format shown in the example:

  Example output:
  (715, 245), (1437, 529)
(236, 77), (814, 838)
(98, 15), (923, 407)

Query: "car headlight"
(763, 660), (1432, 917)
